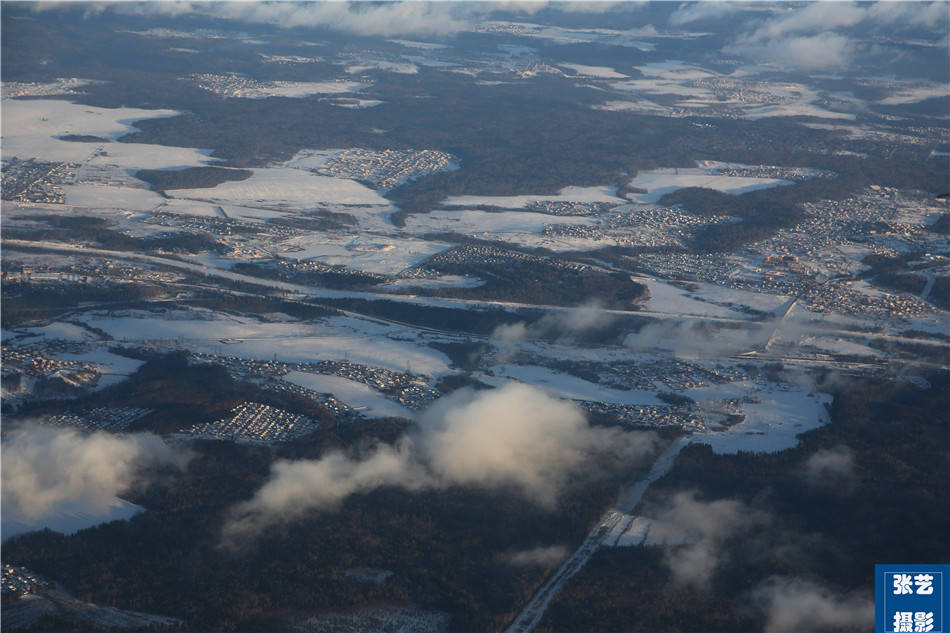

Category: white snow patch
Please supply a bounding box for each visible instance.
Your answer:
[2,497,143,542]
[693,388,831,454]
[559,63,628,79]
[1,99,214,168]
[485,364,662,406]
[878,85,947,105]
[283,371,412,418]
[444,185,622,209]
[62,183,165,211]
[406,209,597,235]
[627,167,792,204]
[346,61,418,74]
[169,168,388,208]
[275,233,451,275]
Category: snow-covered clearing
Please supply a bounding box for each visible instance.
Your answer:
[482,364,662,406]
[878,84,947,105]
[443,185,622,209]
[633,276,747,318]
[627,167,792,203]
[406,208,598,234]
[593,99,670,114]
[1,99,214,168]
[62,183,165,211]
[692,388,831,454]
[742,103,856,120]
[283,371,412,418]
[2,497,143,542]
[559,63,628,79]
[76,311,452,376]
[388,39,449,50]
[382,275,485,290]
[169,167,389,208]
[345,61,418,74]
[274,233,451,275]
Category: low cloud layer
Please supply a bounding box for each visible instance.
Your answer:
[654,491,769,587]
[752,576,874,633]
[801,446,857,491]
[223,383,657,545]
[1,423,185,519]
[493,301,616,362]
[624,319,770,358]
[81,1,642,38]
[719,1,949,69]
[498,544,570,569]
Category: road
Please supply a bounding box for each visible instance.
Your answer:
[502,438,690,633]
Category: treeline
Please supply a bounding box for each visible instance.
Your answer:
[4,221,227,255]
[0,282,164,326]
[231,262,385,291]
[135,167,253,191]
[420,258,646,309]
[318,297,536,334]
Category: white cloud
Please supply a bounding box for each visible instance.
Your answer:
[222,383,657,545]
[728,32,857,70]
[498,544,570,568]
[801,446,857,490]
[752,576,874,633]
[624,319,769,358]
[668,1,755,27]
[1,423,185,520]
[653,491,769,587]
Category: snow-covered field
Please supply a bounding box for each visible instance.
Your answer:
[878,84,947,105]
[633,276,748,318]
[405,209,598,234]
[742,103,855,120]
[283,371,412,418]
[62,183,165,211]
[481,364,663,406]
[75,310,452,377]
[559,63,628,78]
[2,497,143,542]
[443,185,623,209]
[169,167,389,208]
[1,99,214,168]
[693,388,831,454]
[382,275,485,290]
[345,60,418,74]
[274,233,450,275]
[627,167,793,203]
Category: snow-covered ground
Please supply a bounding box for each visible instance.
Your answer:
[2,497,143,542]
[878,84,947,105]
[692,388,831,455]
[382,275,485,290]
[633,276,749,318]
[627,167,793,203]
[1,99,215,168]
[169,167,389,208]
[406,208,598,234]
[283,371,412,418]
[481,364,663,406]
[75,310,452,377]
[443,185,623,209]
[345,60,418,74]
[559,63,628,78]
[62,183,165,211]
[274,232,451,275]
